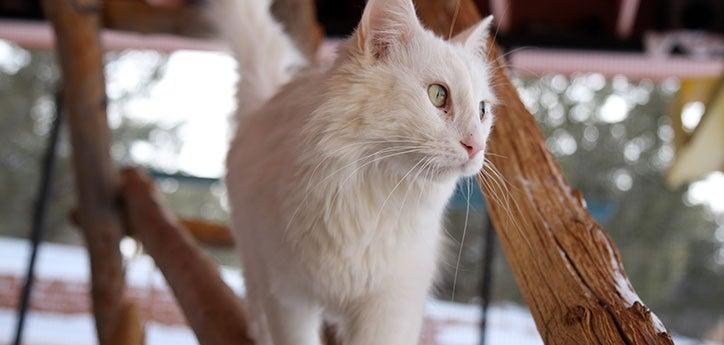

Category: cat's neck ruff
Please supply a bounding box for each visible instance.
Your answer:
[303,156,459,233]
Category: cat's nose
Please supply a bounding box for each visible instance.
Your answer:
[460,137,482,158]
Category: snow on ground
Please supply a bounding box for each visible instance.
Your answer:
[0,310,198,345]
[1,237,720,345]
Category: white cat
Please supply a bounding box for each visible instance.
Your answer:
[214,0,496,344]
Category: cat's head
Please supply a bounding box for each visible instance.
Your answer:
[318,0,496,181]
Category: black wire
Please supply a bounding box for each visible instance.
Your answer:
[12,90,64,345]
[479,214,497,345]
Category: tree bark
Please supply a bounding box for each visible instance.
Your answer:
[415,1,674,344]
[41,1,141,344]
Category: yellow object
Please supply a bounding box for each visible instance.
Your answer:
[667,77,724,187]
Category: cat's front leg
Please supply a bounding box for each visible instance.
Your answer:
[262,294,324,345]
[341,288,428,345]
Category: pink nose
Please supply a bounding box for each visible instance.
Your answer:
[460,138,482,158]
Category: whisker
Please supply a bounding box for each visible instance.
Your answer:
[284,147,426,236]
[484,152,507,159]
[374,158,426,224]
[448,0,462,40]
[451,176,473,302]
[328,148,428,211]
[477,169,534,251]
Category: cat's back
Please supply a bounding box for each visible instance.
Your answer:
[225,67,326,206]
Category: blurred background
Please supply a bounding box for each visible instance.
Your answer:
[0,0,722,344]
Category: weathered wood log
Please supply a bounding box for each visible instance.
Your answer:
[41,1,142,344]
[180,218,235,247]
[119,168,339,345]
[119,168,254,345]
[109,302,145,345]
[415,1,675,344]
[482,47,675,345]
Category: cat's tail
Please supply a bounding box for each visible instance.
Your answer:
[210,0,306,118]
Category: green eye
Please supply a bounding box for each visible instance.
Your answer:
[427,84,448,108]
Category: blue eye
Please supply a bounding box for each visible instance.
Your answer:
[480,101,487,120]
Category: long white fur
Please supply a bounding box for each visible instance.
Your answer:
[210,0,305,117]
[216,0,496,344]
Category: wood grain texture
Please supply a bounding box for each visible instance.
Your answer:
[41,0,138,344]
[416,0,674,343]
[480,45,674,345]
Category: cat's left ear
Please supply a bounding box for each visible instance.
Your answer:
[356,0,422,61]
[451,15,494,58]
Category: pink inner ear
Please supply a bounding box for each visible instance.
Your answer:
[356,0,421,60]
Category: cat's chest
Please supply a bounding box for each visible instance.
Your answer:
[285,176,458,301]
[331,178,453,239]
[328,180,453,262]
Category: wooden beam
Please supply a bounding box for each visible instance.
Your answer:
[271,0,323,60]
[119,168,339,345]
[180,218,235,247]
[120,168,254,345]
[482,45,674,345]
[415,1,674,343]
[41,0,141,344]
[99,0,321,60]
[102,0,213,38]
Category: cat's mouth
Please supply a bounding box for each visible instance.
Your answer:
[459,154,486,177]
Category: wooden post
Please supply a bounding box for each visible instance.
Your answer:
[415,1,674,343]
[41,1,141,344]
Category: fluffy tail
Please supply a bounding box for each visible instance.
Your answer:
[210,0,306,118]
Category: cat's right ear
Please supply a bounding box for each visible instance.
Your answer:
[356,0,421,61]
[451,15,494,59]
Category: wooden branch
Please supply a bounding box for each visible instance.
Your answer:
[120,168,254,345]
[180,218,235,247]
[416,1,674,343]
[109,302,145,345]
[119,168,339,345]
[483,47,675,345]
[41,1,141,344]
[71,209,235,247]
[102,0,213,38]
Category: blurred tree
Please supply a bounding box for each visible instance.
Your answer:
[0,42,180,245]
